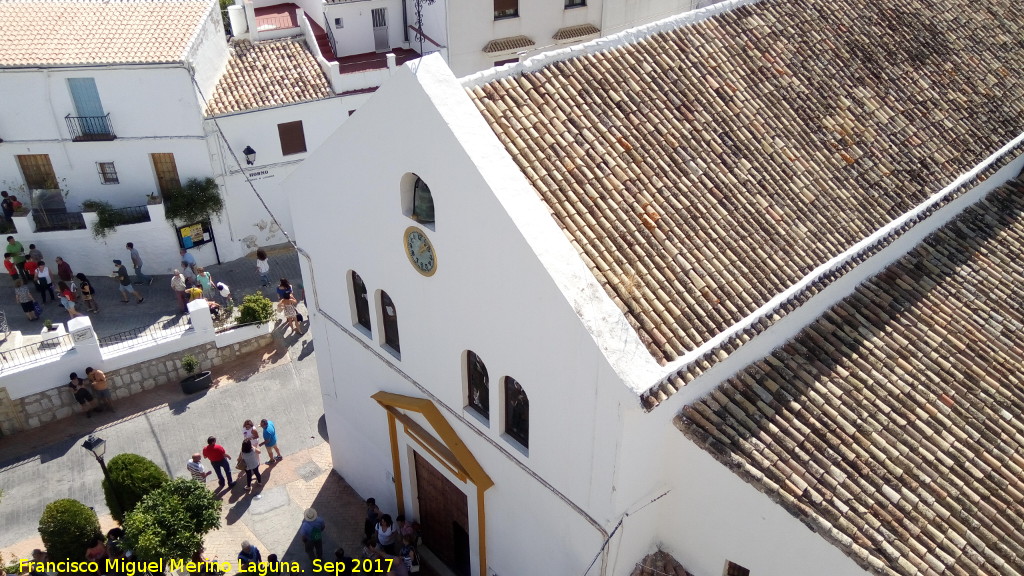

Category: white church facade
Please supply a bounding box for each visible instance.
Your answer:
[287,0,1024,575]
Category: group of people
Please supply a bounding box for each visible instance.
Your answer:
[187,419,283,492]
[362,497,421,573]
[5,237,101,320]
[67,367,113,418]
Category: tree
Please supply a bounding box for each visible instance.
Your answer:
[164,177,224,227]
[103,453,170,523]
[123,478,222,563]
[237,292,275,326]
[38,499,101,563]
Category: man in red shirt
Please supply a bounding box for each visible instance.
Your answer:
[3,254,17,281]
[202,436,235,489]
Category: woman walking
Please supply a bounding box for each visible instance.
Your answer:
[276,278,292,300]
[57,281,83,318]
[33,260,56,304]
[13,279,38,321]
[238,439,262,490]
[277,293,304,335]
[255,249,270,287]
[196,266,215,300]
[76,273,99,313]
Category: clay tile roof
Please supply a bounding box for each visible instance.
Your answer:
[630,551,694,576]
[466,0,1024,392]
[678,175,1024,576]
[482,35,535,54]
[552,23,600,41]
[205,39,332,116]
[0,0,211,67]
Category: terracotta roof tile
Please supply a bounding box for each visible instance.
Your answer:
[466,0,1024,379]
[205,39,331,116]
[553,23,600,41]
[630,551,693,576]
[482,35,535,54]
[0,0,211,66]
[678,177,1024,576]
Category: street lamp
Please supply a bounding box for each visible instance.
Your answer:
[242,146,256,165]
[82,435,124,513]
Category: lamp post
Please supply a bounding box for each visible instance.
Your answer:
[242,146,256,165]
[82,434,124,514]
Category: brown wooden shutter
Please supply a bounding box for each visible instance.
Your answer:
[278,121,307,156]
[494,0,517,13]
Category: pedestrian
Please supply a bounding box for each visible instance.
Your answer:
[5,254,19,282]
[0,191,13,220]
[76,273,99,313]
[33,260,56,304]
[58,281,82,318]
[112,260,144,304]
[217,282,233,305]
[399,534,419,573]
[68,372,98,417]
[375,514,398,555]
[259,419,282,463]
[13,278,38,321]
[238,439,262,489]
[256,248,270,286]
[203,436,235,489]
[186,285,204,302]
[85,535,107,562]
[196,266,215,299]
[300,508,326,563]
[55,256,73,283]
[237,541,262,569]
[85,367,114,411]
[276,278,292,300]
[186,453,212,484]
[27,243,42,263]
[171,269,188,313]
[364,498,380,537]
[182,262,198,288]
[6,236,26,280]
[180,248,196,269]
[125,242,152,285]
[243,419,260,443]
[278,293,304,335]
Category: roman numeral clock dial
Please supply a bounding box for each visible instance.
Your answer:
[404,226,437,277]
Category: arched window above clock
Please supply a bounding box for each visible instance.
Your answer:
[379,290,400,357]
[465,351,489,421]
[401,173,435,229]
[349,270,371,335]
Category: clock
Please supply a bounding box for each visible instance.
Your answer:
[404,226,437,276]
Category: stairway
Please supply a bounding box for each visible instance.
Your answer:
[306,16,337,62]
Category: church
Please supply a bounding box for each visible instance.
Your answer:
[286,0,1024,574]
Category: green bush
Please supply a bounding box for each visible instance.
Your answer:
[237,292,274,326]
[102,453,170,523]
[164,177,224,226]
[38,499,101,563]
[181,354,199,375]
[123,478,222,563]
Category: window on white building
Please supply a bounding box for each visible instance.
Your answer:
[494,0,518,19]
[380,290,400,355]
[401,173,435,227]
[97,162,119,184]
[565,0,586,7]
[466,351,489,420]
[278,121,307,156]
[494,58,518,67]
[504,377,528,449]
[351,271,371,333]
[724,562,750,576]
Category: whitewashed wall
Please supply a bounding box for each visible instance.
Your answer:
[288,57,646,574]
[324,0,406,57]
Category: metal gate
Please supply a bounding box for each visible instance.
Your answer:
[372,8,389,52]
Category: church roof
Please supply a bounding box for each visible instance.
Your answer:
[465,0,1024,403]
[678,176,1024,576]
[631,550,693,576]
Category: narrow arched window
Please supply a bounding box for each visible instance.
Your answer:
[380,291,400,354]
[466,351,489,419]
[351,271,371,332]
[504,377,528,448]
[411,176,434,223]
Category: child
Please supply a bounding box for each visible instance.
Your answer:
[217,282,233,304]
[256,248,270,287]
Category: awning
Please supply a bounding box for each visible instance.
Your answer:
[482,35,535,54]
[552,23,601,41]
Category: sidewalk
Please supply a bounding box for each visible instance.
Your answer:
[0,335,371,573]
[0,244,302,353]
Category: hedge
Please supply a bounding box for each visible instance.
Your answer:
[38,499,101,563]
[102,453,170,523]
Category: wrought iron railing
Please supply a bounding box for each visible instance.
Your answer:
[33,210,87,232]
[109,205,151,225]
[65,113,115,141]
[98,315,193,352]
[0,333,74,371]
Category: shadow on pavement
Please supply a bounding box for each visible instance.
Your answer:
[168,388,209,415]
[317,415,329,442]
[297,338,314,362]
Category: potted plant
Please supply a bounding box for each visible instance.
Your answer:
[43,319,53,332]
[179,353,211,394]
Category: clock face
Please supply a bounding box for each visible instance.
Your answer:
[404,227,437,276]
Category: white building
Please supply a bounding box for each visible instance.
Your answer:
[290,0,1024,574]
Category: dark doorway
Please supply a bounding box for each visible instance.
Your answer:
[415,452,471,576]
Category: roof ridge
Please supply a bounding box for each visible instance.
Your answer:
[460,0,762,88]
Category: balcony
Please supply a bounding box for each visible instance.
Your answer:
[65,114,116,142]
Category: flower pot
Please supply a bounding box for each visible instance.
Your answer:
[180,371,212,394]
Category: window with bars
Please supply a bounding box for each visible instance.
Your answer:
[278,121,308,156]
[351,271,371,333]
[504,377,529,449]
[724,562,750,576]
[97,162,119,184]
[466,351,489,419]
[494,0,518,19]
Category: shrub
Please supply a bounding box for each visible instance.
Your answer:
[181,354,199,375]
[82,199,125,239]
[123,478,222,563]
[164,177,223,226]
[38,499,101,563]
[237,292,274,326]
[102,453,170,523]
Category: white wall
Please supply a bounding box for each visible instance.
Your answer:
[187,1,232,100]
[601,0,698,35]
[288,57,645,574]
[324,0,406,57]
